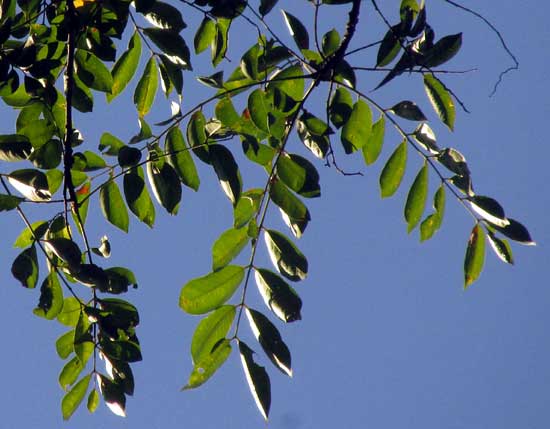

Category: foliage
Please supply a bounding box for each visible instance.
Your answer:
[0,0,534,422]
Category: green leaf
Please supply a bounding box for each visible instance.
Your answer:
[108,31,141,102]
[74,310,94,365]
[362,115,385,165]
[493,218,535,246]
[487,232,514,265]
[424,74,455,130]
[0,134,32,161]
[210,144,242,205]
[123,166,156,227]
[380,139,407,198]
[100,179,129,232]
[269,180,311,238]
[281,10,309,50]
[29,138,62,169]
[322,28,340,57]
[187,110,209,163]
[276,153,320,198]
[420,185,446,242]
[13,220,48,248]
[194,17,216,54]
[212,227,250,271]
[183,338,232,389]
[33,271,63,319]
[72,74,94,113]
[99,132,125,156]
[56,330,75,359]
[238,341,271,421]
[146,153,182,215]
[59,356,85,391]
[329,87,353,129]
[247,89,271,134]
[212,18,230,67]
[57,297,82,327]
[404,163,428,233]
[264,229,308,281]
[464,224,485,289]
[341,99,372,154]
[268,64,304,101]
[0,193,24,211]
[75,49,113,93]
[144,27,192,69]
[133,56,158,117]
[246,308,292,376]
[191,305,236,364]
[390,101,427,121]
[61,373,91,420]
[11,245,38,288]
[179,265,244,314]
[144,1,186,32]
[423,33,462,68]
[164,128,200,191]
[468,195,508,228]
[87,389,100,414]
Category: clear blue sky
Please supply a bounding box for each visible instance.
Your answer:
[1,1,548,428]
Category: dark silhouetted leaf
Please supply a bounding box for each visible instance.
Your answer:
[33,271,63,319]
[210,144,242,205]
[124,166,155,227]
[256,268,302,322]
[238,341,271,421]
[493,218,535,246]
[390,101,427,121]
[281,10,309,50]
[264,229,308,281]
[468,195,508,228]
[11,245,38,288]
[487,232,514,265]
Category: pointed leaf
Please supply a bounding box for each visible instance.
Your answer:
[377,25,402,67]
[413,122,439,154]
[238,341,271,421]
[191,305,236,364]
[100,179,129,232]
[255,268,302,322]
[62,373,91,420]
[108,31,141,102]
[183,339,232,389]
[144,1,186,32]
[269,180,311,238]
[11,245,38,288]
[75,49,113,93]
[0,193,24,211]
[423,33,462,68]
[329,87,353,128]
[487,232,514,265]
[281,10,309,50]
[390,101,427,121]
[0,134,32,161]
[179,265,244,314]
[98,374,126,417]
[210,144,242,205]
[56,330,75,359]
[362,115,385,165]
[264,229,308,281]
[194,17,216,54]
[144,27,191,69]
[276,153,320,198]
[212,227,250,271]
[146,154,182,215]
[123,166,155,227]
[233,188,263,228]
[8,168,51,201]
[464,224,485,289]
[133,56,158,117]
[341,99,372,154]
[380,139,407,198]
[493,218,535,246]
[57,297,82,327]
[44,237,82,267]
[404,163,428,233]
[33,271,63,319]
[246,308,292,376]
[468,195,508,228]
[87,389,100,414]
[424,73,455,130]
[420,184,446,242]
[165,127,200,191]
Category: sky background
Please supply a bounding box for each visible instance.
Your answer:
[1,1,549,428]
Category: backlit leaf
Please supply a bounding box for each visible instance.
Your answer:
[124,166,155,227]
[100,179,129,232]
[108,32,141,102]
[404,163,428,233]
[11,245,38,288]
[420,184,445,242]
[341,99,372,153]
[165,127,200,191]
[212,227,250,271]
[423,33,462,68]
[329,87,353,129]
[62,373,91,420]
[362,115,385,165]
[133,56,158,117]
[194,17,216,54]
[191,305,236,364]
[424,74,455,130]
[183,339,232,389]
[33,271,63,319]
[179,265,244,314]
[269,180,310,238]
[380,139,407,198]
[464,224,485,289]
